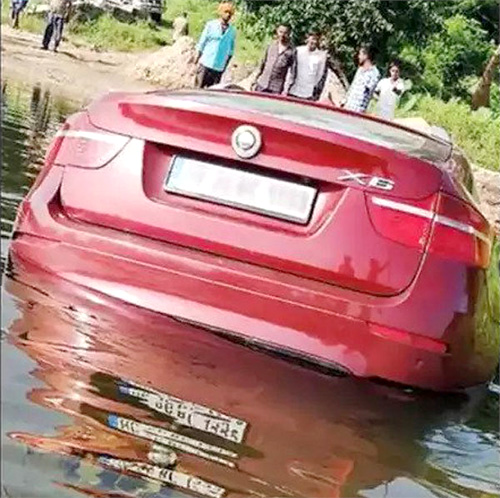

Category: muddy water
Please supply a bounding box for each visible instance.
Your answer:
[1,80,499,498]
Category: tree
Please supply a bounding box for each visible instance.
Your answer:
[472,45,500,110]
[241,0,497,100]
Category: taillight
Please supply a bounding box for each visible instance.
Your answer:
[53,112,130,169]
[429,193,491,268]
[367,194,437,250]
[45,122,68,167]
[27,122,69,198]
[367,193,492,268]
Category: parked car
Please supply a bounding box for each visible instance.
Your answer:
[105,0,163,22]
[27,0,163,23]
[10,89,499,391]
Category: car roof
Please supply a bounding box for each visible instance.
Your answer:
[155,90,452,164]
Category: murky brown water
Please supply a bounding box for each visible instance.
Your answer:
[1,80,499,498]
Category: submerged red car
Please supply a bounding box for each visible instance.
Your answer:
[10,89,500,391]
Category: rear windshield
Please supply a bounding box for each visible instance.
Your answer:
[165,90,452,164]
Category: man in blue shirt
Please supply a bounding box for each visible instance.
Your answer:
[195,1,236,89]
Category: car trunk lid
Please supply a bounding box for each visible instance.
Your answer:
[57,91,449,296]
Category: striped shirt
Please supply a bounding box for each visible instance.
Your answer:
[345,65,380,113]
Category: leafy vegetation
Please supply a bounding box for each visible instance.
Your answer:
[397,95,500,171]
[238,0,499,170]
[239,0,498,98]
[68,12,169,51]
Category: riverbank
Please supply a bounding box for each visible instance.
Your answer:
[1,26,155,102]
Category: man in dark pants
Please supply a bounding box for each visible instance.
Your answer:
[10,0,28,29]
[253,24,296,95]
[41,0,72,52]
[194,2,236,89]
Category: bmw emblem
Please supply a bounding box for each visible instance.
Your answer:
[231,125,262,159]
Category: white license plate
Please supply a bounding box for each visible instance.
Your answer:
[165,157,317,224]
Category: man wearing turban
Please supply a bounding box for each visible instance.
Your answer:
[195,2,237,88]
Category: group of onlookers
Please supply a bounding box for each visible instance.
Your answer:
[11,0,406,118]
[195,1,407,120]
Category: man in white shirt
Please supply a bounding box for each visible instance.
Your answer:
[287,32,328,101]
[374,60,405,120]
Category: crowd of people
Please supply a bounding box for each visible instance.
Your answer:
[10,0,406,119]
[194,1,407,120]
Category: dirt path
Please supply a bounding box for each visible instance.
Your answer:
[1,26,157,102]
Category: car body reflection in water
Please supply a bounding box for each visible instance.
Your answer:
[2,256,499,498]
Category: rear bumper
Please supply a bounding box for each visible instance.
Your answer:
[11,167,499,391]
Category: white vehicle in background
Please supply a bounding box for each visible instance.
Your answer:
[27,0,163,23]
[105,0,163,22]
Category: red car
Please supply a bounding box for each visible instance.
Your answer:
[10,89,500,391]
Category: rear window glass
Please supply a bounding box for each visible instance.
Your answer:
[166,91,452,164]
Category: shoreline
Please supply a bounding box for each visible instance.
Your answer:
[1,26,156,103]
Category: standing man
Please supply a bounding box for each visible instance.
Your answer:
[10,0,28,29]
[343,45,380,113]
[41,0,72,52]
[253,24,296,95]
[373,60,405,120]
[287,32,328,101]
[195,2,236,89]
[172,12,189,42]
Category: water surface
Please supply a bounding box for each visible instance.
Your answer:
[1,80,499,498]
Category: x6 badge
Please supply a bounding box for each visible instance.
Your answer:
[337,170,395,191]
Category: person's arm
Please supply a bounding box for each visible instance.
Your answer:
[393,79,404,96]
[222,27,235,74]
[253,45,269,87]
[285,48,297,95]
[223,55,233,74]
[342,68,357,107]
[373,79,382,99]
[313,54,328,101]
[195,22,210,65]
[365,70,380,96]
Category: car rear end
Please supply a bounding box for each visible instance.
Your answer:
[10,90,499,391]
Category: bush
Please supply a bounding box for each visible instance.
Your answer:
[415,15,494,99]
[240,0,497,102]
[397,95,500,171]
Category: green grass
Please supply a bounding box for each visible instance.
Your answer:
[397,95,500,171]
[2,1,45,32]
[164,0,216,39]
[69,13,170,51]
